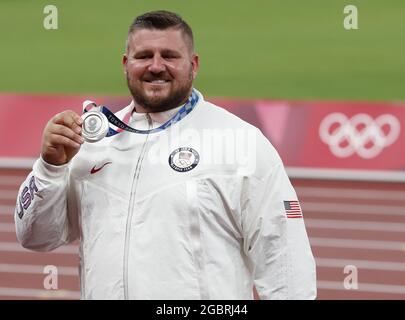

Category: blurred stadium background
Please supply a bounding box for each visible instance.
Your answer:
[1,0,405,300]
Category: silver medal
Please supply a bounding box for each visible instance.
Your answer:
[81,110,109,143]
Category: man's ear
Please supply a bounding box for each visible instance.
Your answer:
[191,53,199,80]
[122,54,128,74]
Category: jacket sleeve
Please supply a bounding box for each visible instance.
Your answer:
[242,133,317,300]
[14,157,79,252]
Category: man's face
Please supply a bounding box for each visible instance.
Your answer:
[123,28,199,112]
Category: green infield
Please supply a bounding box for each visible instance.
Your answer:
[0,0,404,100]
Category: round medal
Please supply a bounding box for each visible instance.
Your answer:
[81,110,109,143]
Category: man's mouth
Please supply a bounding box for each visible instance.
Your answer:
[144,79,170,84]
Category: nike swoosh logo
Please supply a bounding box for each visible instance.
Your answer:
[90,162,112,174]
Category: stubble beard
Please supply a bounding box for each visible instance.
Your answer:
[127,67,193,113]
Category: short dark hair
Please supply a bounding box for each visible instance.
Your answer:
[126,10,194,51]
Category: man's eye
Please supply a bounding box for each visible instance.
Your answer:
[165,56,175,60]
[133,54,151,59]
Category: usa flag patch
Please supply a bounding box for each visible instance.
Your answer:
[284,200,303,218]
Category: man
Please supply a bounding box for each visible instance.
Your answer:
[14,10,316,299]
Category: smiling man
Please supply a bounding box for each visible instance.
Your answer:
[123,12,199,113]
[14,11,316,300]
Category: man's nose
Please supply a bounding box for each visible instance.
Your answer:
[148,55,166,73]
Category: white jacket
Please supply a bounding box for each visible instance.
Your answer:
[15,89,316,300]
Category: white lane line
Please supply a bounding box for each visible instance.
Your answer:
[287,167,405,183]
[317,280,405,295]
[306,218,405,232]
[302,202,405,216]
[310,237,405,251]
[0,287,80,299]
[296,187,405,201]
[0,242,78,254]
[0,263,78,276]
[0,157,35,169]
[316,258,405,271]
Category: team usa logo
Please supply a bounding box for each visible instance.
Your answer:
[169,147,200,172]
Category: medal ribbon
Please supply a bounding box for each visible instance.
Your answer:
[83,88,199,136]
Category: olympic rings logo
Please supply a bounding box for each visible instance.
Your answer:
[319,113,400,159]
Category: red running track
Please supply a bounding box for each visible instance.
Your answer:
[1,168,405,300]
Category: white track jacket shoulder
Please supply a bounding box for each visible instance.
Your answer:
[15,89,316,300]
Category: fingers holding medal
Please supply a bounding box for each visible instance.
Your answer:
[41,110,85,166]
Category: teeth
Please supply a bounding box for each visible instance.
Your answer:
[150,80,167,83]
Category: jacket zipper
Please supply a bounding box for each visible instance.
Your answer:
[123,114,152,299]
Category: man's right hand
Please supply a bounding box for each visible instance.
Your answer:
[41,110,85,166]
